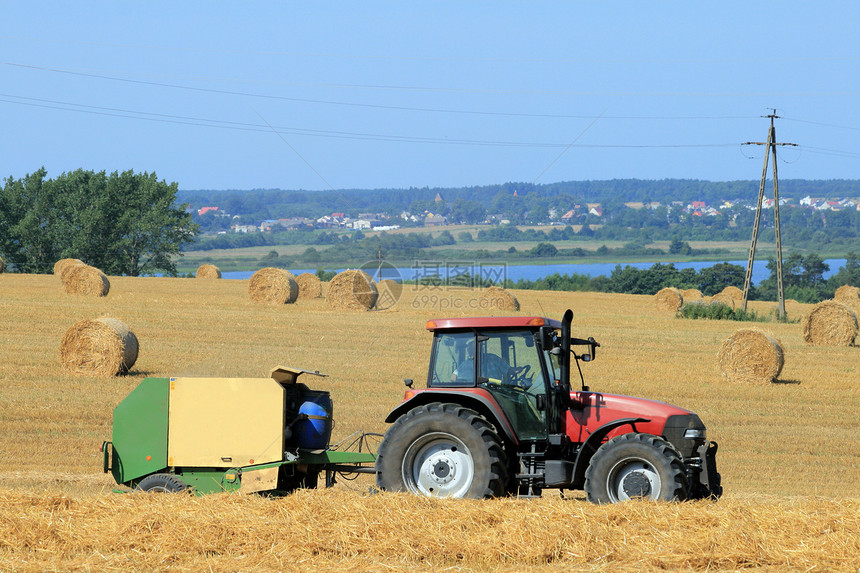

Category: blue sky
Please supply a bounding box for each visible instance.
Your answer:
[3,3,859,191]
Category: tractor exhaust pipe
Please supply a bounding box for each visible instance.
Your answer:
[560,309,573,397]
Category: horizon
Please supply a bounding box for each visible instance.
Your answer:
[176,176,860,194]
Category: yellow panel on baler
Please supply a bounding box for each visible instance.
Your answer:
[168,377,284,467]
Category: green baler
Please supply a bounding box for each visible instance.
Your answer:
[102,366,377,495]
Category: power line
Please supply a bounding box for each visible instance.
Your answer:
[533,110,605,183]
[801,146,860,159]
[10,63,860,134]
[256,110,335,191]
[781,116,860,132]
[0,62,777,119]
[4,76,860,160]
[0,93,740,149]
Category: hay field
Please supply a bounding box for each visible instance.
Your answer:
[1,273,858,571]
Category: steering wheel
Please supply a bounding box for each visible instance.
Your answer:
[504,365,532,389]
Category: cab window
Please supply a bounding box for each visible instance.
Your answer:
[429,332,476,386]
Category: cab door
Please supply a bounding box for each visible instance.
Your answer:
[478,330,548,441]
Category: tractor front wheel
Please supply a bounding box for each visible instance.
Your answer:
[136,473,190,493]
[376,402,508,498]
[584,433,688,504]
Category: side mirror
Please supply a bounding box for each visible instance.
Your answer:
[404,378,414,388]
[588,337,599,360]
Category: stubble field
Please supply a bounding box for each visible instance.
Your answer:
[0,272,857,571]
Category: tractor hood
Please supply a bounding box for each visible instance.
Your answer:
[566,391,699,445]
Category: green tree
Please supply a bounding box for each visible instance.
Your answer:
[315,268,337,281]
[302,247,321,262]
[0,168,58,272]
[0,168,198,275]
[757,252,830,303]
[669,238,693,256]
[430,230,456,246]
[529,242,558,257]
[696,262,745,296]
[105,170,199,276]
[447,199,487,224]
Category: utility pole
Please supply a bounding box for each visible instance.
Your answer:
[741,111,797,320]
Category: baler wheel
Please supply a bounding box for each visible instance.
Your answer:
[375,402,508,498]
[584,433,688,504]
[136,473,191,493]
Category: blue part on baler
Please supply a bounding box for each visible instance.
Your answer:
[296,394,332,449]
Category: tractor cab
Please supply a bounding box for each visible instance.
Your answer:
[425,317,563,442]
[422,313,599,446]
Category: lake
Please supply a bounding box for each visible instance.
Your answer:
[221,259,848,286]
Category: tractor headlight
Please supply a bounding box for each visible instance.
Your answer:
[684,428,707,440]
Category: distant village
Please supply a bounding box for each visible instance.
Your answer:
[192,192,860,235]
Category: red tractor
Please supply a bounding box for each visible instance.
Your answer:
[376,310,721,503]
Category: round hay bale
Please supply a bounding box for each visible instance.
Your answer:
[654,287,683,311]
[479,286,520,312]
[834,285,860,303]
[295,272,323,299]
[60,317,139,376]
[326,269,378,310]
[801,300,858,346]
[248,267,299,304]
[720,285,744,301]
[682,288,703,301]
[61,264,110,297]
[718,328,784,384]
[710,293,736,309]
[54,258,85,280]
[196,264,222,279]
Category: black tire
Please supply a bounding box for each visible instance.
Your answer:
[584,433,688,504]
[375,402,508,498]
[136,473,190,493]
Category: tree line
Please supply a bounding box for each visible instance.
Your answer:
[504,252,860,304]
[189,196,860,256]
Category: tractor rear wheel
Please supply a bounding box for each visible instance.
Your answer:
[376,402,508,498]
[584,433,688,504]
[136,473,190,493]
